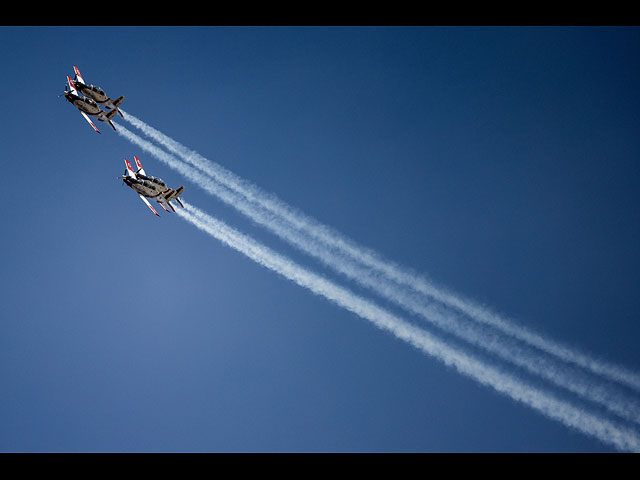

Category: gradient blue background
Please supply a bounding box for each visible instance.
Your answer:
[1,26,639,452]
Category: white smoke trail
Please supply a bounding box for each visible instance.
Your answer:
[119,111,640,394]
[115,122,640,426]
[174,201,640,452]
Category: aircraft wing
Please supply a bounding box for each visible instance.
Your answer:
[124,158,137,178]
[66,75,78,94]
[80,111,101,134]
[133,155,146,176]
[139,194,160,217]
[73,65,85,85]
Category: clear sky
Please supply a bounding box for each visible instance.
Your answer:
[1,26,640,452]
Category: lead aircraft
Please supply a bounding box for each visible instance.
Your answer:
[122,156,185,217]
[72,65,125,119]
[63,74,118,133]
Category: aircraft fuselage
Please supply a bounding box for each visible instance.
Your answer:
[76,83,110,104]
[65,92,102,116]
[123,175,170,199]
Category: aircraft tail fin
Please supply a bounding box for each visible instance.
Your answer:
[97,108,118,131]
[112,95,125,107]
[165,186,185,204]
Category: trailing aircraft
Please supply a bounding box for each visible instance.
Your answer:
[122,155,185,217]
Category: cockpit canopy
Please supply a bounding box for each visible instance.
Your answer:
[89,84,105,96]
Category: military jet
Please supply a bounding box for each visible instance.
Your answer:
[122,156,185,217]
[62,75,118,133]
[72,65,125,119]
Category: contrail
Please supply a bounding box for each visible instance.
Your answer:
[115,122,640,426]
[115,121,640,449]
[174,201,640,452]
[119,110,640,394]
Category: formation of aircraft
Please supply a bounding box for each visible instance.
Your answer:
[61,66,124,134]
[122,156,185,216]
[71,66,125,119]
[63,66,185,216]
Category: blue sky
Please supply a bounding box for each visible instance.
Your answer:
[1,26,640,452]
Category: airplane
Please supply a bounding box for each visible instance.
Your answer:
[121,155,185,217]
[62,75,118,133]
[71,65,125,119]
